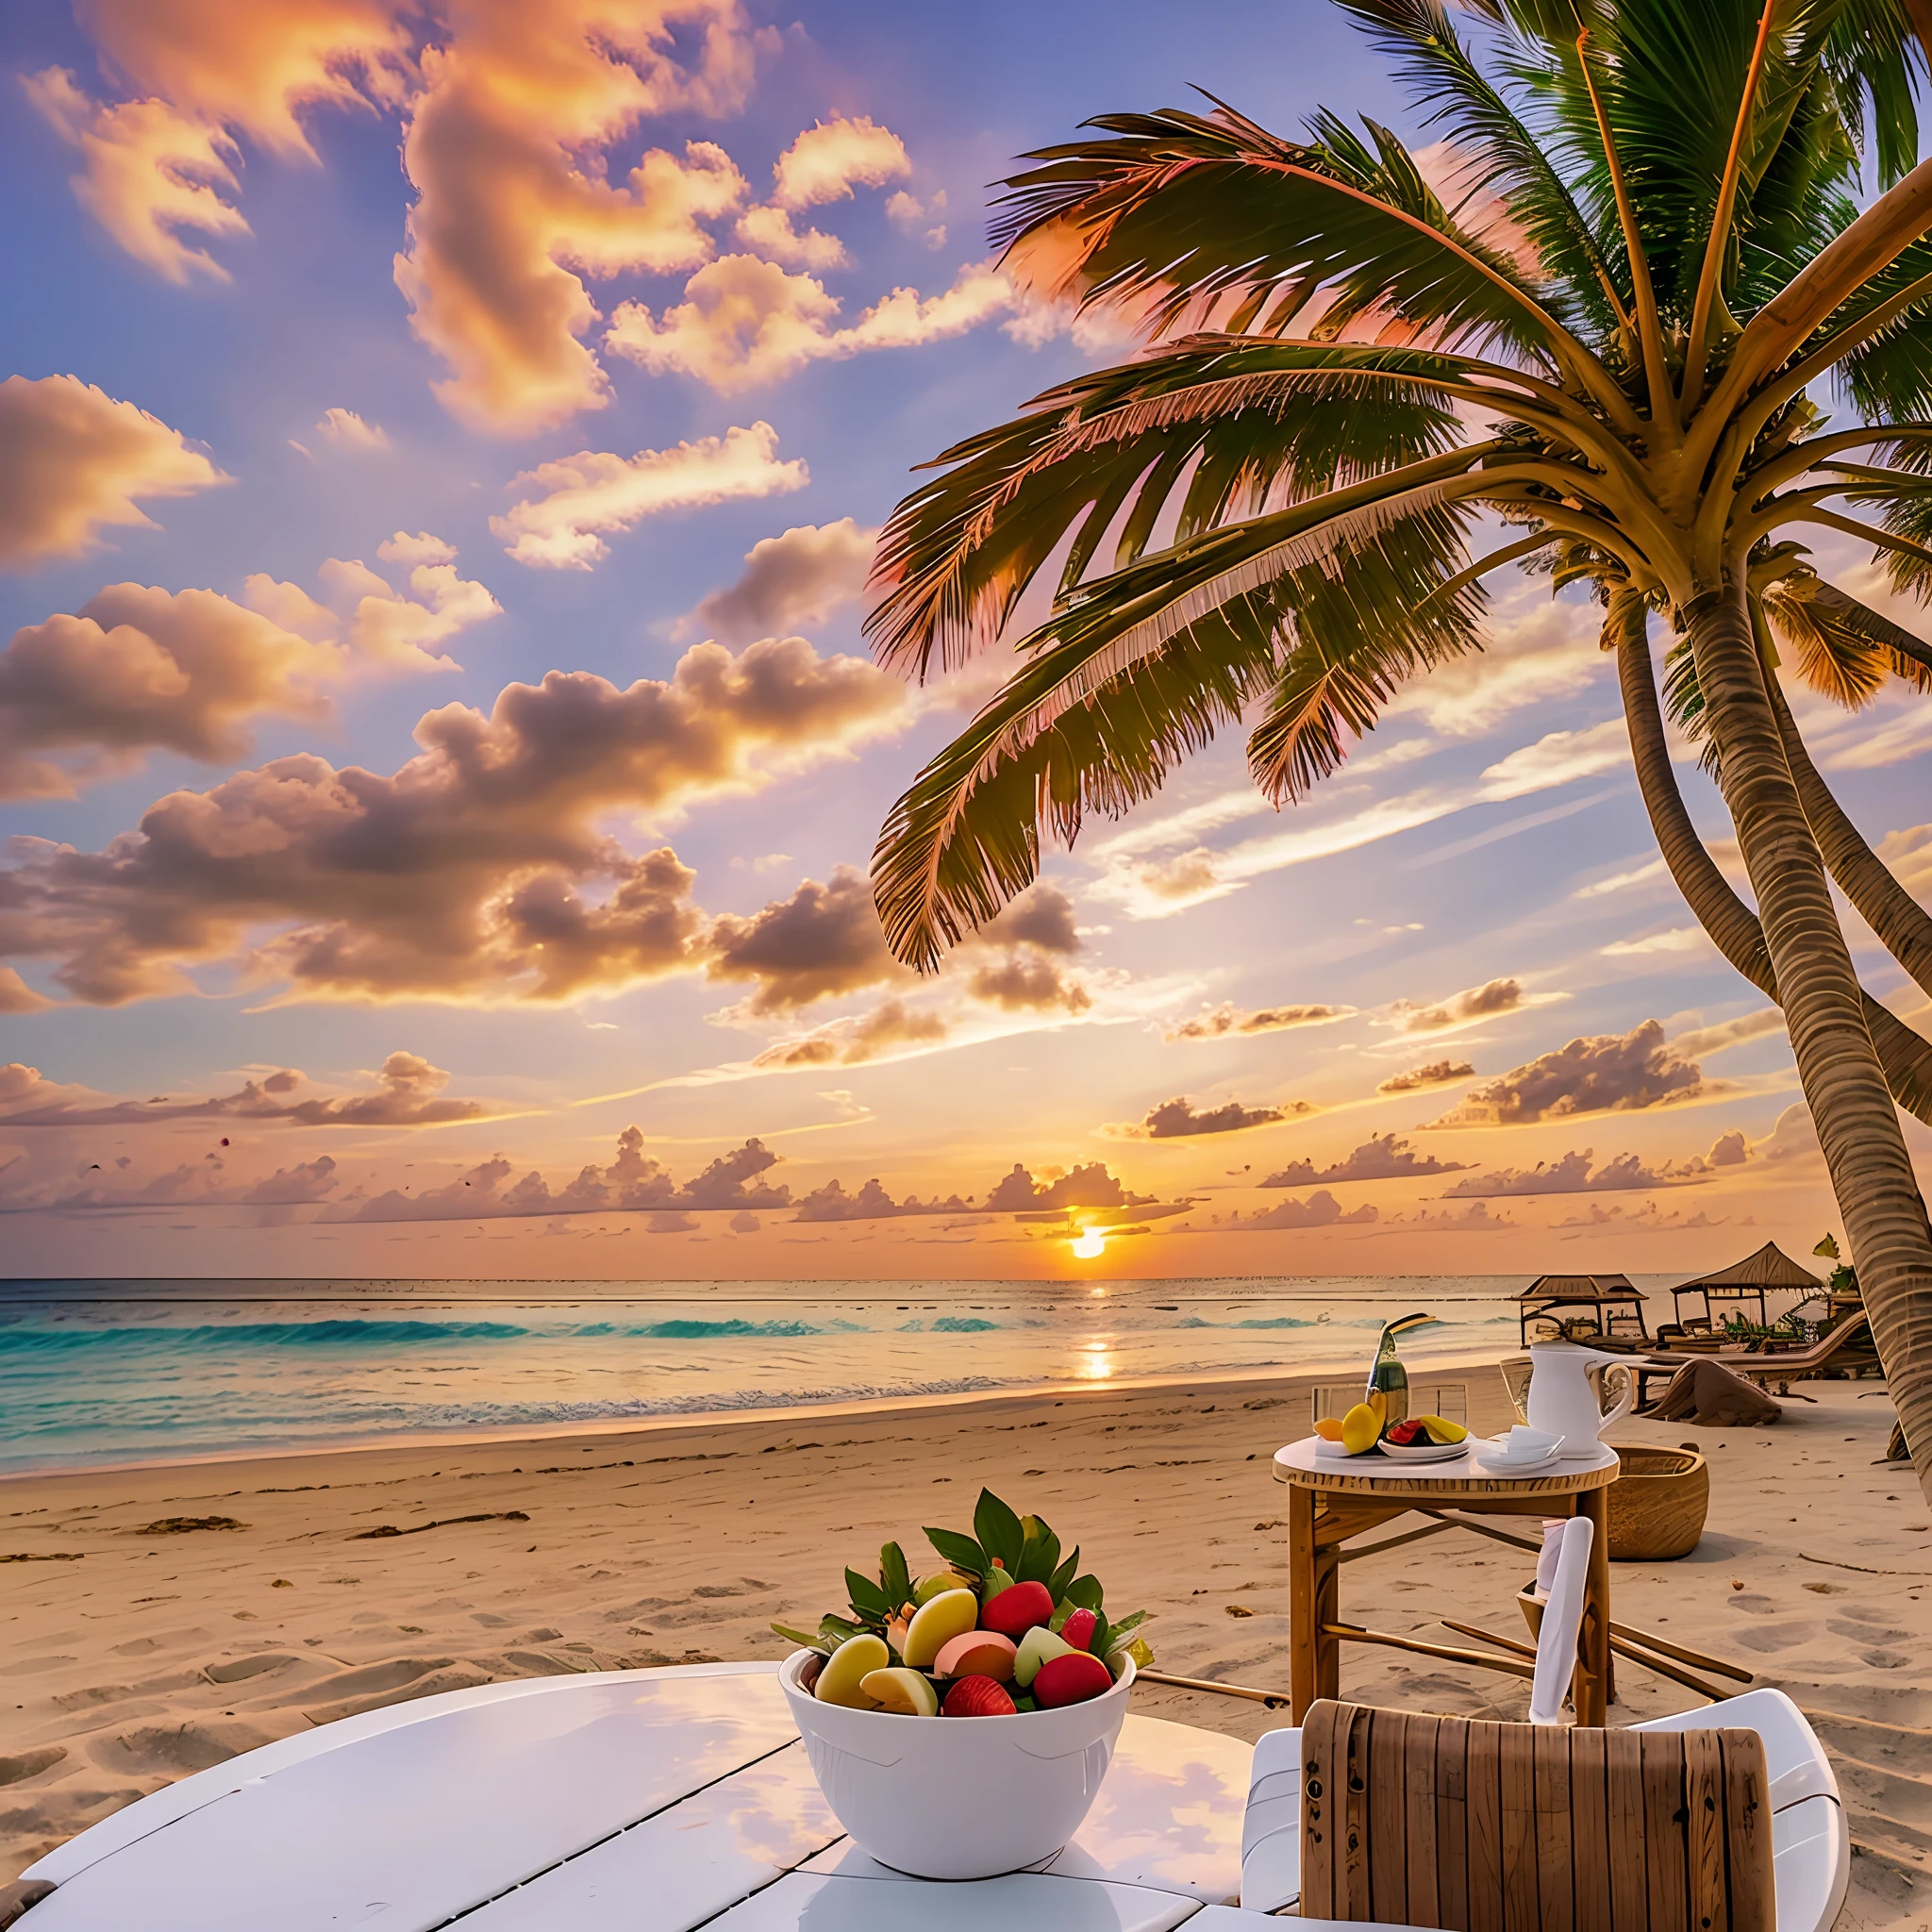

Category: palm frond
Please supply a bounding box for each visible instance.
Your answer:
[866,346,1481,676]
[872,501,1482,966]
[989,104,1574,366]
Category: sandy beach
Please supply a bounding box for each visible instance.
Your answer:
[3,1364,1926,1927]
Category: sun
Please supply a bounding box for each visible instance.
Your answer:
[1070,1228,1107,1260]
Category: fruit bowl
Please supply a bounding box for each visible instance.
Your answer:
[781,1648,1136,1878]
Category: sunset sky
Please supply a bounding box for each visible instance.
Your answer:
[4,0,1929,1282]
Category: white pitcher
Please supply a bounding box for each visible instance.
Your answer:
[1525,1341,1635,1457]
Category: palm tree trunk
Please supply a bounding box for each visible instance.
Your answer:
[1762,670,1932,999]
[1615,616,1932,1124]
[1688,584,1932,1502]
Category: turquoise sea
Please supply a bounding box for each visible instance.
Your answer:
[0,1275,1533,1474]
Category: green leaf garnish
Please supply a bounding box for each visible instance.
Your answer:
[974,1489,1025,1572]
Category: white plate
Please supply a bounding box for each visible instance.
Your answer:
[1471,1451,1564,1477]
[1374,1439,1467,1463]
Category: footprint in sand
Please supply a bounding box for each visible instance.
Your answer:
[88,1721,274,1776]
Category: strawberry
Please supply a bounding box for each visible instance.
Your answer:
[1058,1606,1099,1652]
[941,1674,1017,1717]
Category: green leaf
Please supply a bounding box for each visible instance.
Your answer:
[1063,1573,1104,1611]
[1091,1610,1111,1658]
[924,1526,989,1576]
[818,1612,862,1643]
[845,1568,892,1619]
[771,1623,833,1654]
[1048,1548,1079,1604]
[1016,1526,1060,1586]
[1105,1609,1148,1639]
[879,1541,911,1607]
[974,1490,1025,1572]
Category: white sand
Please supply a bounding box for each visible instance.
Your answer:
[2,1365,1924,1925]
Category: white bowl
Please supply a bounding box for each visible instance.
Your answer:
[780,1648,1134,1879]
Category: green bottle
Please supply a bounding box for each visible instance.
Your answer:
[1364,1311,1436,1429]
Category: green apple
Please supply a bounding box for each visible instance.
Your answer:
[1013,1624,1076,1689]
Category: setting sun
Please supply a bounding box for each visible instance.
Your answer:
[1070,1229,1107,1260]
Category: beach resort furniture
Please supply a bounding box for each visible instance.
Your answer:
[1271,1437,1620,1724]
[1631,1314,1878,1413]
[1515,1276,1652,1350]
[1245,1693,1843,1932]
[1241,1623,1844,1932]
[6,1661,1429,1932]
[1656,1243,1828,1349]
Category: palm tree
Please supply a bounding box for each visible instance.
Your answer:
[865,0,1932,1495]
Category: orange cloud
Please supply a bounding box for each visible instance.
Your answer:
[1431,1020,1704,1125]
[728,116,910,265]
[27,0,414,280]
[0,555,495,798]
[706,866,908,1016]
[605,256,1018,391]
[491,424,807,569]
[393,2,759,433]
[0,639,906,1007]
[681,518,875,642]
[770,116,908,209]
[0,1050,487,1127]
[0,375,226,569]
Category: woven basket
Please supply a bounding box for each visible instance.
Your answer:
[1606,1443,1709,1559]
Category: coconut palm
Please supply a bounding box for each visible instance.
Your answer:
[865,0,1932,1493]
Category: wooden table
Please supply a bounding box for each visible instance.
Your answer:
[1272,1439,1620,1725]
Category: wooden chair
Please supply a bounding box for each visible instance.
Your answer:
[1296,1700,1775,1932]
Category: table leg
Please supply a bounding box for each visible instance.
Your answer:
[1312,1532,1341,1703]
[1287,1486,1317,1721]
[1573,1487,1610,1725]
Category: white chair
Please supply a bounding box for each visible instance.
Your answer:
[1238,1513,1847,1932]
[1241,1518,1596,1915]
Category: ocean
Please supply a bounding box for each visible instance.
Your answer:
[0,1275,1537,1475]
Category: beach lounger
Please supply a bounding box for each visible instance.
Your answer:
[1240,1515,1845,1932]
[1633,1313,1877,1410]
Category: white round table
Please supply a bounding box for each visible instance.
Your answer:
[12,1663,1268,1932]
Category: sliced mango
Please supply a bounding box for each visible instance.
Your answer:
[1340,1402,1381,1456]
[860,1666,940,1716]
[902,1588,977,1668]
[1417,1414,1468,1443]
[816,1633,890,1707]
[1312,1416,1344,1442]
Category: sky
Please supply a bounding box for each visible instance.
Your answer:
[3,0,1929,1284]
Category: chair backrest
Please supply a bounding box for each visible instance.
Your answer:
[1529,1514,1593,1726]
[1299,1700,1774,1932]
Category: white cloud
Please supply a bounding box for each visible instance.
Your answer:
[1476,720,1628,802]
[1574,857,1668,899]
[1670,1008,1785,1058]
[317,407,388,450]
[1389,595,1605,737]
[734,203,848,269]
[1601,925,1715,959]
[605,256,1018,392]
[491,424,808,570]
[242,547,499,670]
[377,531,457,566]
[770,116,909,209]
